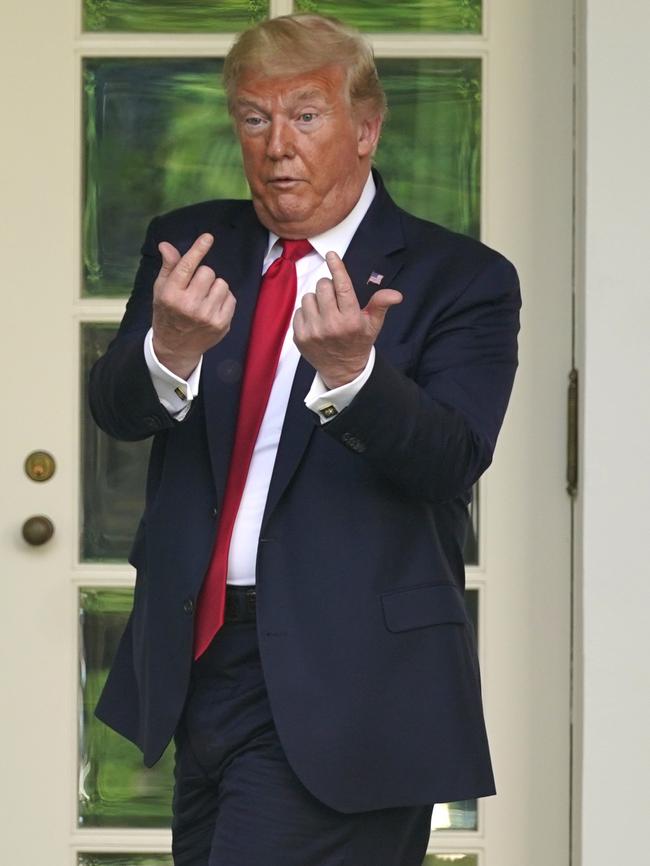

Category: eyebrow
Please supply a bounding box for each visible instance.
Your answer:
[234,88,329,113]
[234,98,267,112]
[290,89,328,104]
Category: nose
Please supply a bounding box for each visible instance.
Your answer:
[265,117,295,160]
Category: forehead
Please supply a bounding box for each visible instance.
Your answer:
[234,64,348,108]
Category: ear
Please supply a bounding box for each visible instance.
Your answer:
[357,113,383,158]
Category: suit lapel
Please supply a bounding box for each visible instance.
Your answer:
[200,204,268,505]
[261,173,406,529]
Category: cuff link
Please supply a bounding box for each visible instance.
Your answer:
[174,386,187,401]
[319,404,338,420]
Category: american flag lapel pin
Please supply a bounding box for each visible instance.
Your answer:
[367,271,384,286]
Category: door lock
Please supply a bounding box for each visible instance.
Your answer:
[24,451,56,482]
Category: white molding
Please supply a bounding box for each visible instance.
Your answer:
[75,35,237,56]
[73,570,136,585]
[72,829,172,851]
[73,304,128,320]
[270,0,294,16]
[74,34,488,60]
[370,34,486,57]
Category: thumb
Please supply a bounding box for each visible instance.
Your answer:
[157,241,181,278]
[364,289,403,327]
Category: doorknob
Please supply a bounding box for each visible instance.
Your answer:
[22,515,55,546]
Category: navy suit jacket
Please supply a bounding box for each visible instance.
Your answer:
[90,172,520,813]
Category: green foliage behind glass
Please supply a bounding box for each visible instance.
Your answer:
[83,57,480,297]
[296,0,481,32]
[82,324,152,561]
[84,59,248,296]
[84,0,266,33]
[376,58,481,237]
[79,588,174,827]
[78,590,478,830]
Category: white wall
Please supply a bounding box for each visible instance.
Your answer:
[580,0,650,861]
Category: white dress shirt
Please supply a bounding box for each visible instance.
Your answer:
[144,172,377,585]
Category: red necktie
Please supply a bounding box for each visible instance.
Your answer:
[193,238,313,659]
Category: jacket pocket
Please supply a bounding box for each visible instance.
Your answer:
[381,582,468,633]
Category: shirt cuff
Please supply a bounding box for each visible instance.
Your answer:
[305,347,375,424]
[144,328,202,421]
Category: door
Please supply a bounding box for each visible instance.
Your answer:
[0,0,574,864]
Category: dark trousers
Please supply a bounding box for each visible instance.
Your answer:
[172,620,433,866]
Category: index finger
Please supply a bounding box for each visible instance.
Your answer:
[168,233,214,289]
[325,251,359,313]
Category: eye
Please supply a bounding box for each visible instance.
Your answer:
[298,112,317,123]
[244,115,264,126]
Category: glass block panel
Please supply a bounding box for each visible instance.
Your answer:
[83,57,480,296]
[296,0,481,33]
[83,0,267,33]
[431,588,478,832]
[431,799,477,831]
[79,856,172,866]
[83,59,247,296]
[422,856,478,866]
[81,323,149,561]
[376,58,481,237]
[79,588,174,826]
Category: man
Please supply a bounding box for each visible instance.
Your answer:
[90,13,520,866]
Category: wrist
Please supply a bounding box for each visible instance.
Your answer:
[152,338,200,380]
[320,365,366,390]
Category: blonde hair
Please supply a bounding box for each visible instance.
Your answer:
[223,13,387,120]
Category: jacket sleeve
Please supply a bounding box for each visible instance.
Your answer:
[321,255,521,502]
[88,217,176,441]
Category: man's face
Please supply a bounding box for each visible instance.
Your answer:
[233,64,382,238]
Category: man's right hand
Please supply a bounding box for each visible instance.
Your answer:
[152,233,236,379]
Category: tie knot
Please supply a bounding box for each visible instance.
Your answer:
[280,238,313,264]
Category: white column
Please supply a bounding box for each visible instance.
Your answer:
[580,0,650,862]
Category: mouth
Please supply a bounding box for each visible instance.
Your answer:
[268,177,303,188]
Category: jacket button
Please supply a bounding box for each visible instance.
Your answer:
[341,432,366,453]
[210,506,218,518]
[183,598,194,615]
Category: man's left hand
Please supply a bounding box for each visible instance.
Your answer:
[293,252,402,389]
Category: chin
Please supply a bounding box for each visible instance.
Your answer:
[270,195,311,217]
[264,204,313,229]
